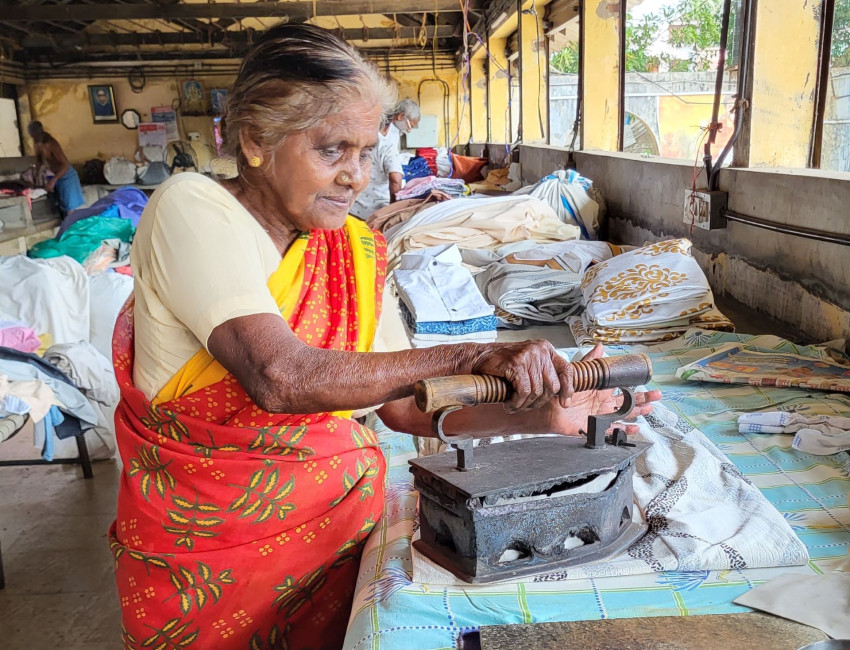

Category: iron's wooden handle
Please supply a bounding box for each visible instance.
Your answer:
[414,375,510,413]
[414,353,653,413]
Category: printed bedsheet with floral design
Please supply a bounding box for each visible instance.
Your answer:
[343,330,850,650]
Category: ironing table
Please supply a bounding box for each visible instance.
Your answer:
[342,330,850,650]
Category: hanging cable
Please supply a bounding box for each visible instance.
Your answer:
[703,0,733,182]
[708,0,754,190]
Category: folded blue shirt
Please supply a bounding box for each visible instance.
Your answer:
[400,302,497,336]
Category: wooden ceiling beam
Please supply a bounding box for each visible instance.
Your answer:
[20,24,459,49]
[1,0,479,22]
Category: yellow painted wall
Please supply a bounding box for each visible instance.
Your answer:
[519,0,548,143]
[24,62,461,170]
[488,37,511,144]
[748,0,821,167]
[582,0,621,151]
[25,76,232,169]
[392,65,460,149]
[469,53,488,143]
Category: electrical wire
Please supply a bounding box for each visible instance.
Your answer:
[687,126,710,236]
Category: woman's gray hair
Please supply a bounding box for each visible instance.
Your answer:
[221,24,396,170]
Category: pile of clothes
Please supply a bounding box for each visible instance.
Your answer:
[396,176,467,201]
[28,186,146,275]
[402,156,433,182]
[416,148,438,174]
[393,245,497,347]
[568,238,734,345]
[0,343,116,460]
[0,255,133,458]
[378,194,581,267]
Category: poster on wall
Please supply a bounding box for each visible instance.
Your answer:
[138,122,167,148]
[151,106,179,141]
[88,84,118,123]
[182,79,205,114]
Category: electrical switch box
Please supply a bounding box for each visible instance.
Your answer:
[683,189,728,230]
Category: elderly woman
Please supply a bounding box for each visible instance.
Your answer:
[109,24,658,650]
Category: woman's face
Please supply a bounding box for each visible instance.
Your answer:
[265,100,382,231]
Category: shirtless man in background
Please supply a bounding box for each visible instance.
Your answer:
[28,121,85,216]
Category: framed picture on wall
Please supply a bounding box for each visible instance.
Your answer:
[182,79,205,114]
[88,84,118,123]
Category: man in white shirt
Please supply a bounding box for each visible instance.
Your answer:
[350,99,420,220]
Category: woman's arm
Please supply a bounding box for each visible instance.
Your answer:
[207,312,575,415]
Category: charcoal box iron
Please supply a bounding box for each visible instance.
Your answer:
[409,354,655,583]
[409,435,650,583]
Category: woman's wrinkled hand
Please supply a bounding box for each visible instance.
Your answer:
[469,339,575,413]
[548,343,662,436]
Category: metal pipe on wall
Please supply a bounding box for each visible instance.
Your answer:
[722,209,850,246]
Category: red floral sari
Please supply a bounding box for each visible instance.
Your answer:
[109,218,387,650]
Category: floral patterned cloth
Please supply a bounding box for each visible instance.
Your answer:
[571,239,733,344]
[109,223,388,650]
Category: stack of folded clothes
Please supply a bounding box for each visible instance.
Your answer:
[392,244,497,348]
[396,176,466,201]
[568,238,734,345]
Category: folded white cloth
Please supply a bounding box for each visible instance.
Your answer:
[472,241,618,325]
[738,411,850,456]
[581,239,713,329]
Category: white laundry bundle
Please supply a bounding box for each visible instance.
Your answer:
[514,169,605,239]
[569,239,733,345]
[738,411,850,456]
[89,271,134,362]
[0,255,91,345]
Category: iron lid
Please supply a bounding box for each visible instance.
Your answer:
[408,436,650,499]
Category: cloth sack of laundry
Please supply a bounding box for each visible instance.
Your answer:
[89,272,134,362]
[516,169,605,239]
[104,157,138,186]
